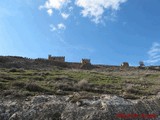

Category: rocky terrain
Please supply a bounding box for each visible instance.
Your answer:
[0,95,160,120]
[0,56,160,120]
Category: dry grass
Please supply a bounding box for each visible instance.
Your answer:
[0,68,160,99]
[76,79,89,88]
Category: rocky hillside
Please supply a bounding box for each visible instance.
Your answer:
[1,95,160,120]
[0,56,160,120]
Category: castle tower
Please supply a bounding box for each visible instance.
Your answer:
[121,62,129,68]
[48,55,52,60]
[81,59,91,65]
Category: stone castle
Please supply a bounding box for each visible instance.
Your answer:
[48,55,91,65]
[47,55,130,67]
[2,55,160,70]
[0,54,133,69]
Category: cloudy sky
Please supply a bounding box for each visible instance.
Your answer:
[0,0,160,66]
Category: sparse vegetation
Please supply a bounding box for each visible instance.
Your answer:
[25,83,47,92]
[0,66,160,99]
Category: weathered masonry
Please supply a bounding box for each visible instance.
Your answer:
[48,55,65,62]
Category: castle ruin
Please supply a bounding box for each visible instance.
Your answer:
[48,55,65,62]
[81,59,91,65]
[121,62,129,68]
[47,55,132,70]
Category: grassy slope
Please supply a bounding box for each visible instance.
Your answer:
[0,68,160,100]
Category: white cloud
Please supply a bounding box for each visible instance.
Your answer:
[47,9,53,16]
[50,24,57,31]
[40,0,70,16]
[43,0,70,10]
[57,23,66,29]
[68,6,73,11]
[40,0,127,24]
[61,13,70,19]
[50,23,66,31]
[145,42,160,65]
[75,0,127,23]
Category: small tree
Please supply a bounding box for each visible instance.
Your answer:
[139,61,145,67]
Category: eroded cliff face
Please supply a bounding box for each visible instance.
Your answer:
[0,95,160,120]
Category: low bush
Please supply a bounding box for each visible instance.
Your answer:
[1,75,16,80]
[0,83,6,90]
[9,68,25,72]
[32,76,44,81]
[25,83,48,92]
[2,90,13,96]
[123,94,140,100]
[12,82,26,88]
[9,68,18,72]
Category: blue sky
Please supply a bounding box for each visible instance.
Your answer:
[0,0,160,66]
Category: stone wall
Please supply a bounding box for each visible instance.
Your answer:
[48,55,65,62]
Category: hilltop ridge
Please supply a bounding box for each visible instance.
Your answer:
[0,55,160,71]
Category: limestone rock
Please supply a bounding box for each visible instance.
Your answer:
[0,95,159,120]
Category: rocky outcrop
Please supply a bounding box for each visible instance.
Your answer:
[0,95,160,120]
